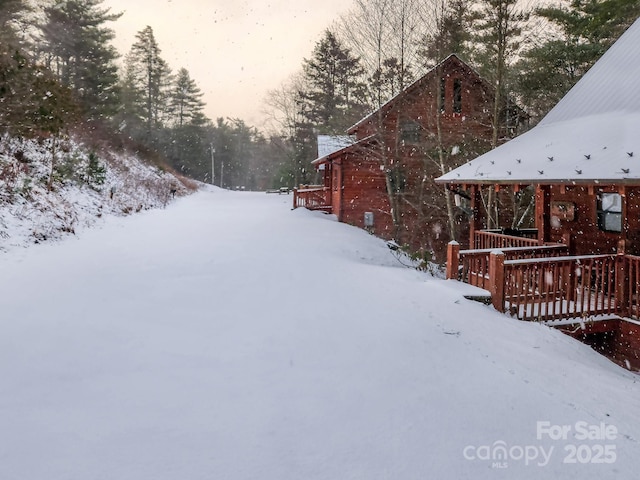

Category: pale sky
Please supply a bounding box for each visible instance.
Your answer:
[102,0,354,128]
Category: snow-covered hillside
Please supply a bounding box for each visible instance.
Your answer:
[0,190,638,479]
[0,134,193,252]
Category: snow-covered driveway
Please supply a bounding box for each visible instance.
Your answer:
[1,189,639,479]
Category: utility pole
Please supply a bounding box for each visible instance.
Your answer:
[210,144,215,185]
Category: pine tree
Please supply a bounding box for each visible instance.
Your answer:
[169,68,206,127]
[420,0,477,66]
[369,57,412,102]
[123,25,172,140]
[39,0,122,120]
[299,30,367,133]
[515,0,640,121]
[474,0,529,146]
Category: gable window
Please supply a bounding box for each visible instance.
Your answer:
[440,77,446,112]
[400,119,421,144]
[453,78,462,114]
[388,167,406,194]
[597,193,622,233]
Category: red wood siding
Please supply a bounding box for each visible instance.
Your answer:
[339,153,394,236]
[323,56,514,261]
[541,185,640,255]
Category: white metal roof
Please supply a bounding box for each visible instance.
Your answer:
[316,135,354,159]
[437,17,640,184]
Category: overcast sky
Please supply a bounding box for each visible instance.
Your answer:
[102,0,354,128]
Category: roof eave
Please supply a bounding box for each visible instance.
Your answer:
[436,177,640,186]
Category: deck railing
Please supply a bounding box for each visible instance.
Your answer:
[497,254,619,322]
[452,244,568,290]
[626,255,640,320]
[474,230,540,249]
[447,240,640,322]
[292,186,331,210]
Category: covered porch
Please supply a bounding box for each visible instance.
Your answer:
[443,180,640,322]
[445,228,640,370]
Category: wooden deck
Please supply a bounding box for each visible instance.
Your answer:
[292,186,331,211]
[447,232,640,323]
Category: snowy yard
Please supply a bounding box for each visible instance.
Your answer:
[1,189,639,479]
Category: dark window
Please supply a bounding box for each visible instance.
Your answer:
[453,78,462,113]
[440,77,446,112]
[388,167,406,193]
[400,119,421,143]
[597,193,622,233]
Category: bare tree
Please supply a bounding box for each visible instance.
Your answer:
[336,0,429,109]
[473,0,532,229]
[262,73,313,187]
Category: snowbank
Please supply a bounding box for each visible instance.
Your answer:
[0,134,192,252]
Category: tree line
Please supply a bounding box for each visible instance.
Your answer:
[264,0,640,187]
[0,0,280,190]
[2,0,639,193]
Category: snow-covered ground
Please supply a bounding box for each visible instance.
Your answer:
[0,189,638,479]
[0,135,190,252]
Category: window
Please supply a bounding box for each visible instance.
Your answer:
[388,167,406,194]
[399,119,421,143]
[440,77,446,112]
[597,193,622,233]
[453,78,462,114]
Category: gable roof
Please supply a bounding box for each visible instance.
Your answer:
[347,54,487,134]
[437,18,640,185]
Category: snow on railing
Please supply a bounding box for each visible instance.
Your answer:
[474,230,539,249]
[498,254,619,322]
[292,186,330,210]
[447,242,640,322]
[447,242,568,290]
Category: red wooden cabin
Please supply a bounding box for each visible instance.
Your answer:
[294,54,527,261]
[437,19,640,370]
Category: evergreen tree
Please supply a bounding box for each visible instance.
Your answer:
[39,0,122,120]
[169,68,206,127]
[420,0,477,66]
[1,0,78,136]
[515,0,640,121]
[123,25,172,140]
[474,0,529,148]
[369,57,412,102]
[299,30,367,133]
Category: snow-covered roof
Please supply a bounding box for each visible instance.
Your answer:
[311,135,377,166]
[437,18,640,185]
[316,135,354,160]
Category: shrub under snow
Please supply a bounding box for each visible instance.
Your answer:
[0,134,195,251]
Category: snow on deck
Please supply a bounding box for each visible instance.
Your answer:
[0,190,639,479]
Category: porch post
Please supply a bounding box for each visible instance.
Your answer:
[535,185,551,245]
[620,185,628,247]
[489,250,506,313]
[292,188,298,209]
[470,185,483,248]
[446,241,461,280]
[616,241,630,317]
